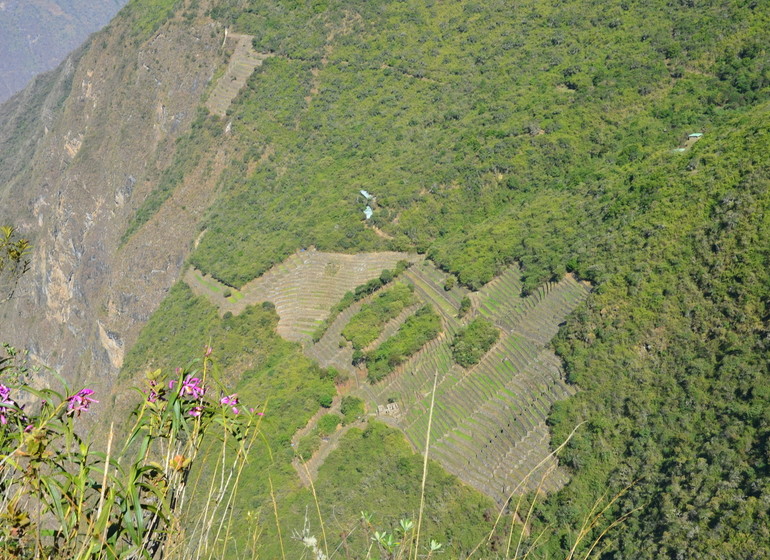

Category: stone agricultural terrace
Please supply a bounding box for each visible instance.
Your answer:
[186,251,591,505]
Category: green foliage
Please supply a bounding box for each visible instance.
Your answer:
[366,305,441,383]
[458,295,471,319]
[451,318,500,368]
[283,421,503,557]
[312,262,412,342]
[342,282,416,349]
[189,0,770,295]
[120,0,180,41]
[379,268,394,284]
[296,433,320,462]
[52,0,770,557]
[533,108,770,558]
[0,355,260,559]
[340,395,365,424]
[0,226,30,302]
[317,413,341,436]
[189,1,770,553]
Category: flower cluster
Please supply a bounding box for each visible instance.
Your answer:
[167,375,208,416]
[67,389,98,416]
[0,383,16,425]
[143,349,263,420]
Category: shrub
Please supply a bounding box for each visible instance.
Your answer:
[366,306,441,383]
[297,433,320,461]
[443,276,456,291]
[340,395,365,424]
[318,413,342,435]
[458,296,472,318]
[451,318,500,368]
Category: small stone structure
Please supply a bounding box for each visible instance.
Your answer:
[377,402,400,416]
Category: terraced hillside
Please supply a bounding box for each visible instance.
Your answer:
[205,33,273,117]
[184,249,421,341]
[186,251,589,504]
[363,266,591,503]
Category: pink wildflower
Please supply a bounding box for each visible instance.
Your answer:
[220,393,239,414]
[0,384,12,424]
[180,375,205,399]
[189,406,204,417]
[67,389,98,416]
[204,345,213,357]
[170,375,205,399]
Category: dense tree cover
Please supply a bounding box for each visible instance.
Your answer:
[535,109,770,558]
[192,0,770,291]
[366,305,441,383]
[451,318,500,368]
[117,0,770,556]
[342,282,416,349]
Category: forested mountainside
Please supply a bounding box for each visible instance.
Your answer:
[1,0,769,558]
[0,0,127,103]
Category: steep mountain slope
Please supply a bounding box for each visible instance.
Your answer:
[0,1,226,391]
[0,0,127,103]
[1,0,769,558]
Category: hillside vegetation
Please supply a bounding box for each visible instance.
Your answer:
[451,318,500,368]
[120,282,502,558]
[342,282,417,350]
[1,0,769,557]
[125,0,770,556]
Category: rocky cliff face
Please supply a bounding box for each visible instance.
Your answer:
[0,4,228,393]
